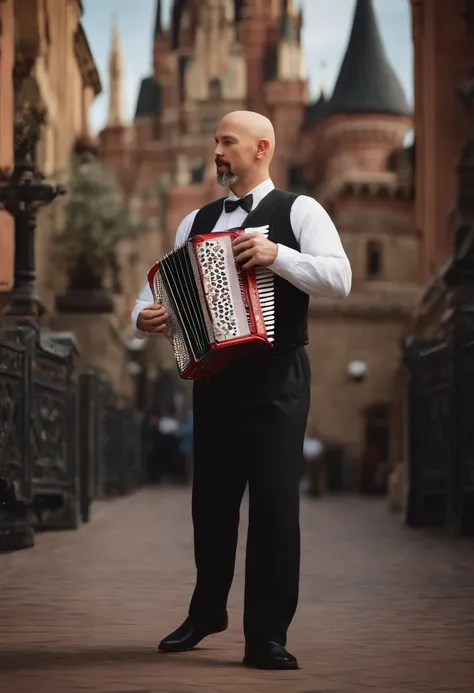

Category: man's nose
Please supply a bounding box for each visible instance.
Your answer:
[214,144,223,158]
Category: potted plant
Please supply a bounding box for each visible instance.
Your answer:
[55,136,137,312]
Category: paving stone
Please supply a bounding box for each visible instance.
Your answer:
[0,488,473,692]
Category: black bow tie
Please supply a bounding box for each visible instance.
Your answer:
[224,194,253,214]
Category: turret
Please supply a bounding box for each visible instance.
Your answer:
[107,18,124,127]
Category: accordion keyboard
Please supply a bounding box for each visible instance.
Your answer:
[248,226,275,344]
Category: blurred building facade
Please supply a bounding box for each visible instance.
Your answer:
[0,0,144,539]
[97,0,418,486]
[0,0,141,399]
[291,0,417,488]
[0,0,101,310]
[0,0,15,294]
[388,0,474,533]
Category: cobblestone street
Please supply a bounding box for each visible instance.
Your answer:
[1,486,474,693]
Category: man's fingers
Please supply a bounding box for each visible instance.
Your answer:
[143,313,169,326]
[235,248,256,264]
[242,257,256,270]
[233,236,258,250]
[143,303,166,313]
[153,324,168,334]
[233,231,259,243]
[233,240,256,256]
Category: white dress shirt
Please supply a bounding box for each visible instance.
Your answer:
[131,179,351,338]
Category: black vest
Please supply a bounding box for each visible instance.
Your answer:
[188,189,309,348]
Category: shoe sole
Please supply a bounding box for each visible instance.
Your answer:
[157,643,197,653]
[243,658,299,670]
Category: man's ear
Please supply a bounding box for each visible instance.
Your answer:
[256,138,271,159]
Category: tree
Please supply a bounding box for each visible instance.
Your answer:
[53,137,137,292]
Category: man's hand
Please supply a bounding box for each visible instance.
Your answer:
[232,232,278,270]
[137,303,169,335]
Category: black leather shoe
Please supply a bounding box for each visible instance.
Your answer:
[243,641,299,670]
[157,615,228,652]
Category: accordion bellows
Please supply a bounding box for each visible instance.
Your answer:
[148,227,275,381]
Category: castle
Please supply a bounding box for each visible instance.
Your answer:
[98,0,419,490]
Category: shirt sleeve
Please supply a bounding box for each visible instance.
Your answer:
[268,195,352,299]
[130,209,199,338]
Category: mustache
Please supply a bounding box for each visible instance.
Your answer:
[215,157,231,167]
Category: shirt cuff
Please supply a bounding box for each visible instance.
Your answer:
[131,305,148,340]
[268,243,298,274]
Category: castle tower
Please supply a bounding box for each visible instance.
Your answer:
[240,0,271,114]
[318,0,412,201]
[107,19,124,127]
[265,0,308,188]
[185,0,246,103]
[153,0,171,77]
[290,0,417,464]
[277,0,305,81]
[98,20,130,185]
[328,0,409,118]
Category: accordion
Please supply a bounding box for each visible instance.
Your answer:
[147,227,275,381]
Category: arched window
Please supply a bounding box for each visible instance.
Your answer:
[366,240,383,280]
[209,78,222,101]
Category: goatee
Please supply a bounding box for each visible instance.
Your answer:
[216,170,238,187]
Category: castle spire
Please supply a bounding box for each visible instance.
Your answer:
[277,0,305,80]
[154,0,163,36]
[280,0,298,40]
[107,17,124,126]
[328,0,410,116]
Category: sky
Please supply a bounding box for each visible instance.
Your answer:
[82,0,413,134]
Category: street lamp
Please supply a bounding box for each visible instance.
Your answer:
[347,359,367,383]
[0,68,66,549]
[0,100,66,317]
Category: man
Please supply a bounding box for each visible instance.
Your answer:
[132,110,351,670]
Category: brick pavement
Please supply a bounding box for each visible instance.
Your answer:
[1,486,474,693]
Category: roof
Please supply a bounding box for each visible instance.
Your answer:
[303,92,328,130]
[154,0,163,36]
[327,0,410,117]
[171,0,187,50]
[134,77,161,119]
[264,44,278,82]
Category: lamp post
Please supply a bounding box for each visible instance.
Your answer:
[0,100,66,317]
[0,67,66,549]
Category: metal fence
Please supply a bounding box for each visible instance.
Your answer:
[451,311,474,535]
[404,338,453,529]
[404,321,474,535]
[0,323,143,551]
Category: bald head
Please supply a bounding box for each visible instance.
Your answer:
[219,111,275,154]
[214,111,276,191]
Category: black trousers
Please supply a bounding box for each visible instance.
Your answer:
[188,346,311,645]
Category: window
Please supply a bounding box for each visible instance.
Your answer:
[366,241,383,280]
[209,78,222,101]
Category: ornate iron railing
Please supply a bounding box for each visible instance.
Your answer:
[404,337,454,528]
[0,324,144,550]
[31,332,80,530]
[0,325,35,550]
[451,309,474,534]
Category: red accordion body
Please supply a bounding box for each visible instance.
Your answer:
[147,229,274,381]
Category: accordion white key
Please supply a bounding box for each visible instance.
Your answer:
[148,226,275,381]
